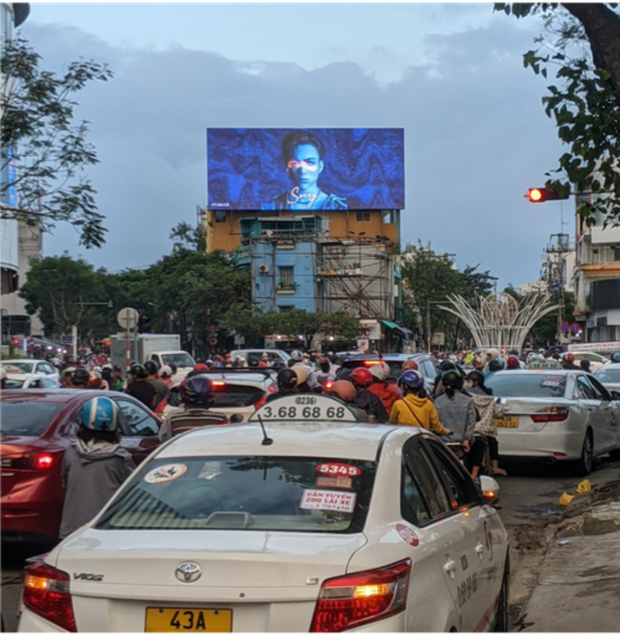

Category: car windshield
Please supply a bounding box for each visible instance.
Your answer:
[595,368,620,384]
[2,362,34,374]
[95,456,376,533]
[163,353,195,368]
[1,401,63,436]
[336,360,407,383]
[490,373,568,398]
[3,379,25,389]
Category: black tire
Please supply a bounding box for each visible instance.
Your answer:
[493,557,510,632]
[574,430,594,476]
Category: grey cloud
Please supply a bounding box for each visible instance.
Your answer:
[25,18,564,288]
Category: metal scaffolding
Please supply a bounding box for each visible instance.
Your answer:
[317,240,394,319]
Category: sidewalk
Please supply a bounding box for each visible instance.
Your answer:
[519,477,620,632]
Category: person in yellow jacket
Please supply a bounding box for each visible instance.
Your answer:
[390,370,452,437]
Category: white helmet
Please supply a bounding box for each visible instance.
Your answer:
[369,362,390,381]
[290,350,304,361]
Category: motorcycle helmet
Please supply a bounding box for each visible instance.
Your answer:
[71,367,90,387]
[319,357,331,373]
[291,365,308,386]
[488,358,505,373]
[328,380,356,403]
[276,368,298,390]
[506,355,520,369]
[247,355,260,368]
[272,359,287,371]
[144,360,159,376]
[438,359,457,373]
[368,362,390,382]
[290,350,304,362]
[465,370,485,388]
[129,363,147,380]
[80,397,119,432]
[441,369,462,389]
[350,367,374,387]
[563,352,575,363]
[612,352,620,363]
[398,370,424,390]
[180,375,214,406]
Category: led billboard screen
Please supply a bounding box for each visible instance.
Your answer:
[207,128,404,210]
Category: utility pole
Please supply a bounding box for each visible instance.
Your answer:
[541,233,574,344]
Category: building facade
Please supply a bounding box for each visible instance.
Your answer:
[0,3,42,340]
[573,170,620,342]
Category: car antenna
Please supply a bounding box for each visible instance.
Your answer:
[256,413,273,446]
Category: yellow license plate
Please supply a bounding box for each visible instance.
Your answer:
[145,607,232,633]
[494,415,519,428]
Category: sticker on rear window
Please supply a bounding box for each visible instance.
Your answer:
[197,461,222,479]
[316,463,361,477]
[541,380,561,387]
[300,489,356,513]
[316,476,353,490]
[144,464,187,484]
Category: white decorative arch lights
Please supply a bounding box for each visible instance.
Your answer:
[437,292,560,353]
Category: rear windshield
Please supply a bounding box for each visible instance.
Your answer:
[595,369,620,384]
[163,353,195,368]
[166,384,265,409]
[1,401,63,437]
[337,361,406,383]
[95,456,376,533]
[3,379,25,389]
[490,373,568,398]
[2,362,33,375]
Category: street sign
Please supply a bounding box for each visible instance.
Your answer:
[570,323,581,334]
[209,336,218,346]
[357,338,369,352]
[117,307,139,329]
[234,335,245,346]
[561,322,570,333]
[61,335,73,344]
[208,324,218,334]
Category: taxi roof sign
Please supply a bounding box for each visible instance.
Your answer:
[250,393,360,424]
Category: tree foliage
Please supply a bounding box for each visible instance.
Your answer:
[400,241,498,350]
[1,37,113,248]
[494,3,620,227]
[18,254,109,336]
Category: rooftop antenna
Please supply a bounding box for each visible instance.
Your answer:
[256,413,273,446]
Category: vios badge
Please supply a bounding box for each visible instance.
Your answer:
[175,562,202,583]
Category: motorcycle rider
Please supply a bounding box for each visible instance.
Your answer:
[159,376,228,442]
[435,370,485,478]
[289,350,318,390]
[266,367,300,401]
[390,370,452,437]
[367,362,401,415]
[464,370,507,477]
[350,367,388,422]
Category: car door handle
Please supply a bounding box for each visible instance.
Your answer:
[443,559,456,578]
[475,543,484,557]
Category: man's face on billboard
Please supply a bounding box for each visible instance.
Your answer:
[286,144,324,191]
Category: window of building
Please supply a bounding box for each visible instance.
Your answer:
[278,306,294,313]
[356,212,371,222]
[614,247,620,262]
[278,266,294,287]
[214,211,226,223]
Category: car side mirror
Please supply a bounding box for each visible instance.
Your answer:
[229,413,245,424]
[478,475,500,506]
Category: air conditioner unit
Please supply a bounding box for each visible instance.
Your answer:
[258,264,270,274]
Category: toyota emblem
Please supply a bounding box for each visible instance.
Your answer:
[175,562,202,583]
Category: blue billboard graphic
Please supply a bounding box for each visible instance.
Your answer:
[207,128,404,210]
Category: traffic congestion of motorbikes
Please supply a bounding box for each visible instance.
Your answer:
[3,343,620,632]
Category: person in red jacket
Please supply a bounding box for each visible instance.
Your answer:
[367,362,402,415]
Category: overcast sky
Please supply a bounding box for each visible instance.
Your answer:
[19,1,576,289]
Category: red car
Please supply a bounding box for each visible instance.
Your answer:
[1,389,163,544]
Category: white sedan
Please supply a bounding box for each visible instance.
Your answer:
[489,369,620,474]
[1,359,59,382]
[3,374,61,389]
[594,363,620,395]
[18,395,509,633]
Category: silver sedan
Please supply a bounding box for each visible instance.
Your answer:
[487,369,620,475]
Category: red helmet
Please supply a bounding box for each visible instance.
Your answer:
[565,352,575,362]
[329,380,356,403]
[506,355,520,369]
[350,367,373,387]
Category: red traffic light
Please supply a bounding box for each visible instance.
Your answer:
[526,187,568,202]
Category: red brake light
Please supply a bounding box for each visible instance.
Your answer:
[212,381,226,387]
[23,561,77,632]
[33,453,55,469]
[268,385,276,394]
[530,408,570,423]
[254,393,267,410]
[364,360,380,366]
[325,381,333,390]
[310,559,411,632]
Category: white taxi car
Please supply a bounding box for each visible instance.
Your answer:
[18,395,509,633]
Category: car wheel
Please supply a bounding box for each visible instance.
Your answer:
[574,430,593,476]
[493,558,510,632]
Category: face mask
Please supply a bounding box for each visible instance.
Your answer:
[464,380,474,390]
